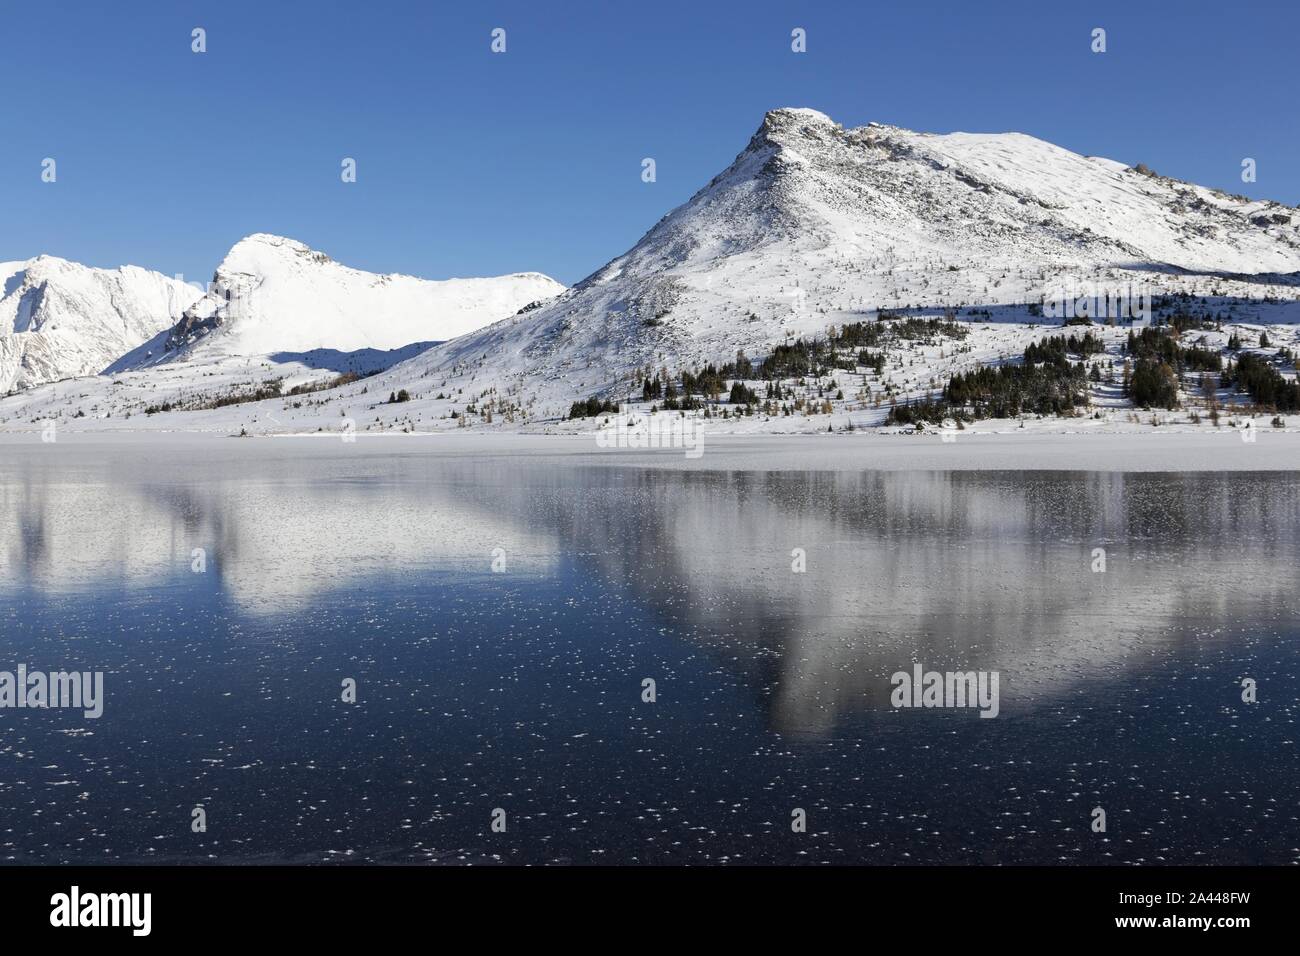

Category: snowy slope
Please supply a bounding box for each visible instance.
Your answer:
[359,107,1299,421]
[2,108,1298,437]
[128,233,565,365]
[0,256,201,393]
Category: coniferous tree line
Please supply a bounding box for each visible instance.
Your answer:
[887,315,969,341]
[1024,332,1105,364]
[1118,326,1224,408]
[1127,361,1180,408]
[567,396,618,419]
[1165,310,1220,334]
[857,350,887,375]
[832,320,886,348]
[729,381,759,404]
[886,337,1090,425]
[1223,353,1300,411]
[760,339,824,379]
[941,360,1089,418]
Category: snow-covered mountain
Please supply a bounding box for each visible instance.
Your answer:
[2,108,1298,437]
[377,107,1299,416]
[0,256,201,393]
[119,233,565,368]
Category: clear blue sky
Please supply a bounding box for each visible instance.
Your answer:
[2,0,1295,287]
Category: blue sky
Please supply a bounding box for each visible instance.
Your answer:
[2,0,1295,286]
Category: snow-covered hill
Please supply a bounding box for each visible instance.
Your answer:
[0,256,201,393]
[2,108,1298,437]
[123,233,565,367]
[380,107,1299,419]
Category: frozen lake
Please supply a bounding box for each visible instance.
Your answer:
[1,436,1297,863]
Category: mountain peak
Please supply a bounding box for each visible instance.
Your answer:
[219,234,329,275]
[396,105,1300,422]
[144,234,566,362]
[750,107,841,151]
[229,233,314,253]
[761,106,837,127]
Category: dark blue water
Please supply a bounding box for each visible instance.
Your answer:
[1,445,1297,864]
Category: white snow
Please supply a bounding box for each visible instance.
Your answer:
[353,106,1300,428]
[2,108,1297,438]
[126,233,566,364]
[0,256,202,392]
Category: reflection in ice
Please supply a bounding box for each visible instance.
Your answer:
[1,442,1296,864]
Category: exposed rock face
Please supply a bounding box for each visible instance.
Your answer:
[0,256,201,392]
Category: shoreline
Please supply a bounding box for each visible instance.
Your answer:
[1,429,1296,472]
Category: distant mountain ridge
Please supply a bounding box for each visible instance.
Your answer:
[2,108,1298,434]
[119,233,566,369]
[1,234,566,391]
[0,256,200,393]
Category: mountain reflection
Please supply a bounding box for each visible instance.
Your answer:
[517,467,1299,733]
[3,446,1297,735]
